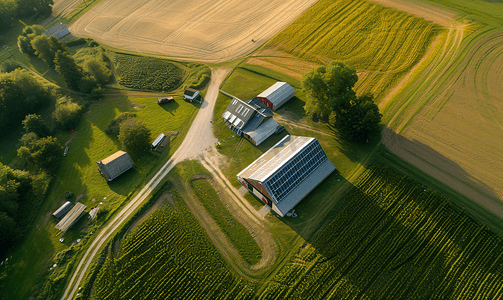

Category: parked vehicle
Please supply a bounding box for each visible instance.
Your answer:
[158,97,174,104]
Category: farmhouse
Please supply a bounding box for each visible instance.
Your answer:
[257,82,295,111]
[237,135,335,216]
[222,97,284,146]
[55,203,87,233]
[184,88,200,102]
[97,151,134,181]
[52,201,73,219]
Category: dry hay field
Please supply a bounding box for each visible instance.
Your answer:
[67,0,318,61]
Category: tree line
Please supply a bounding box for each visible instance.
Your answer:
[303,61,382,142]
[18,25,112,94]
[0,0,52,34]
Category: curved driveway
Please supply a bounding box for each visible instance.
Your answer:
[61,68,230,300]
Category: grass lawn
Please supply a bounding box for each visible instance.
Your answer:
[1,92,198,300]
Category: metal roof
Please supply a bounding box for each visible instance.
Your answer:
[52,201,74,219]
[55,203,87,232]
[272,159,335,216]
[257,82,295,106]
[152,133,165,148]
[237,135,313,181]
[244,118,280,146]
[222,98,257,130]
[97,151,134,181]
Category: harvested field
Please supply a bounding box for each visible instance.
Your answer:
[68,0,319,61]
[383,27,503,218]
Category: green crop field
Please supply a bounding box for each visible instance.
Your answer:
[259,165,503,299]
[93,182,254,300]
[256,0,439,100]
[114,54,185,91]
[191,179,262,265]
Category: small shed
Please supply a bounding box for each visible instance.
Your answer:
[52,201,74,219]
[97,151,134,181]
[55,203,87,233]
[44,23,70,39]
[184,88,200,102]
[151,133,166,149]
[257,82,295,111]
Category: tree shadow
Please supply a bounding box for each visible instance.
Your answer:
[276,96,306,122]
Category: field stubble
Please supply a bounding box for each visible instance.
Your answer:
[67,0,319,62]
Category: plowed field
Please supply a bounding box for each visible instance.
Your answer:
[68,0,318,61]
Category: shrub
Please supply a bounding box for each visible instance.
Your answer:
[105,112,136,135]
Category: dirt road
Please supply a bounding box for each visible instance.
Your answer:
[61,68,232,300]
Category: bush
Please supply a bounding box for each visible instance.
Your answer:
[188,66,211,89]
[53,96,82,129]
[114,54,183,91]
[118,118,151,151]
[0,60,21,73]
[105,112,136,135]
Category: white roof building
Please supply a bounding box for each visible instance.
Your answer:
[237,135,336,216]
[257,82,295,111]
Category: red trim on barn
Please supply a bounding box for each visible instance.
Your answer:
[257,97,274,110]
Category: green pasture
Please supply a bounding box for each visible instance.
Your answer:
[1,93,197,300]
[428,0,503,25]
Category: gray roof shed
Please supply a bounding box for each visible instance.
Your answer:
[97,151,134,181]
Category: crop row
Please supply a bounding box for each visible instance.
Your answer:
[114,54,184,92]
[260,165,503,299]
[267,0,439,99]
[92,185,251,299]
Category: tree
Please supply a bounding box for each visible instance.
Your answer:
[302,61,381,142]
[31,35,53,66]
[54,50,83,91]
[83,59,112,85]
[118,118,151,151]
[17,25,45,55]
[303,61,358,120]
[17,136,63,174]
[335,94,382,142]
[0,69,52,135]
[22,114,49,137]
[52,96,82,129]
[1,59,22,73]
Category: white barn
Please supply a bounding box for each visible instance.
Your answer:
[257,82,295,111]
[237,135,336,216]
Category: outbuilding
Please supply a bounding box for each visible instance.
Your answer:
[97,151,134,181]
[257,82,295,111]
[237,135,336,216]
[151,133,166,149]
[184,88,200,102]
[55,203,87,233]
[52,201,74,219]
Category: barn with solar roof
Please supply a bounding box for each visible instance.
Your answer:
[237,135,336,216]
